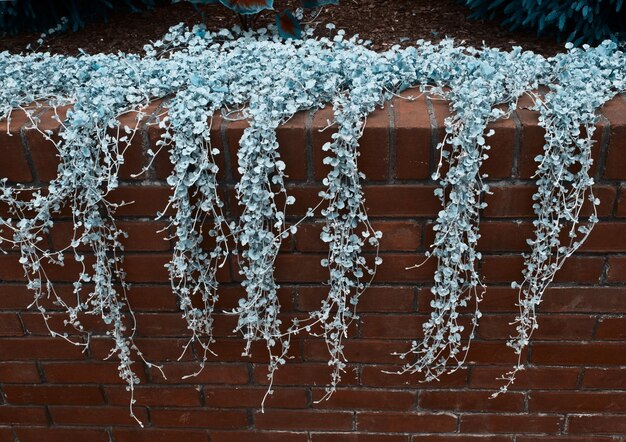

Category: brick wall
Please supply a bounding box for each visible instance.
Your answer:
[1,91,626,441]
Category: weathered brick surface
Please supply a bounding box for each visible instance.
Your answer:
[1,95,626,439]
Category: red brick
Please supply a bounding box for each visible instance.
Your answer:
[465,342,528,365]
[517,438,612,442]
[26,103,159,182]
[295,221,421,252]
[476,221,533,252]
[356,411,457,433]
[0,284,33,309]
[517,109,605,180]
[372,254,436,283]
[539,287,626,313]
[483,115,516,179]
[477,314,595,340]
[360,364,468,388]
[0,107,35,182]
[419,390,525,412]
[105,385,202,407]
[20,311,108,336]
[303,339,411,364]
[363,185,439,216]
[220,283,294,311]
[88,336,195,362]
[133,312,234,338]
[254,410,353,431]
[0,253,129,284]
[529,391,626,413]
[187,338,301,363]
[0,428,13,441]
[418,286,517,313]
[150,408,248,428]
[149,362,249,385]
[204,387,307,409]
[0,254,29,282]
[0,406,48,425]
[113,428,208,442]
[312,388,416,410]
[2,385,104,405]
[49,220,170,252]
[413,437,512,442]
[359,314,428,339]
[0,338,87,360]
[122,253,171,283]
[515,107,545,179]
[109,185,172,217]
[582,368,626,389]
[470,367,579,390]
[296,286,415,313]
[594,317,626,340]
[273,254,328,283]
[430,98,516,179]
[579,223,626,252]
[225,116,249,182]
[121,253,231,283]
[392,92,431,180]
[460,414,563,433]
[484,184,615,218]
[22,106,65,182]
[532,342,626,365]
[0,362,40,383]
[428,94,450,164]
[49,406,148,426]
[312,105,389,182]
[15,427,110,442]
[0,313,23,336]
[313,434,408,442]
[1,283,77,312]
[269,184,324,217]
[43,362,145,384]
[607,255,626,282]
[434,220,626,254]
[125,285,178,311]
[602,96,626,180]
[276,111,308,181]
[311,105,335,182]
[116,102,164,180]
[153,110,226,182]
[568,414,626,434]
[213,432,308,442]
[481,255,604,284]
[616,185,626,217]
[253,363,358,386]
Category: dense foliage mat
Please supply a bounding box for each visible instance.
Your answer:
[0,24,624,423]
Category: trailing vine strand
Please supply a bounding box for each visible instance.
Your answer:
[394,46,550,382]
[0,23,624,420]
[499,41,626,394]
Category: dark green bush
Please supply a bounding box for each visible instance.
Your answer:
[0,0,157,35]
[460,0,626,45]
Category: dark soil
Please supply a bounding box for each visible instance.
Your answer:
[0,0,565,56]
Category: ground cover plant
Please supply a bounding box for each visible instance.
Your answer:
[0,22,624,424]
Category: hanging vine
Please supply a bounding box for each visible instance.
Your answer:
[499,41,626,393]
[0,22,624,422]
[394,46,550,382]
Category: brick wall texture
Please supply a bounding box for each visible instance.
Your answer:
[1,92,626,441]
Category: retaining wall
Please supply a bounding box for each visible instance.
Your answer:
[1,91,626,441]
